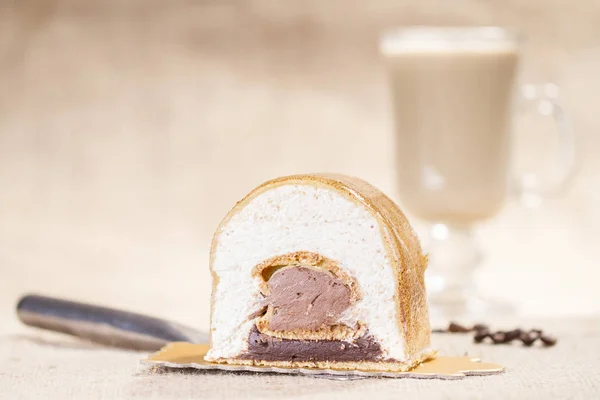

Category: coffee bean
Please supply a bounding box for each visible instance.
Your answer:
[474,329,490,343]
[505,329,523,342]
[491,331,509,344]
[540,334,557,347]
[448,322,471,333]
[473,323,489,332]
[530,329,543,340]
[520,331,536,346]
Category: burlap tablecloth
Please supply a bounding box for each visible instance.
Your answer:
[2,1,600,398]
[2,318,598,399]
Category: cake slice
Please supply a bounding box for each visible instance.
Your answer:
[205,174,433,372]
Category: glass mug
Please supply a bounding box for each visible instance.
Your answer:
[379,27,575,322]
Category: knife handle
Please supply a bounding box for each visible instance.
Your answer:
[17,294,205,351]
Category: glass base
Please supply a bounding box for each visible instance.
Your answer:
[424,223,517,328]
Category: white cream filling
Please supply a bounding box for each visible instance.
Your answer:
[206,184,406,361]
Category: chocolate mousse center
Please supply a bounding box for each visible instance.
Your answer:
[265,266,352,331]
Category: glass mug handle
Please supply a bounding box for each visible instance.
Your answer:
[513,83,576,207]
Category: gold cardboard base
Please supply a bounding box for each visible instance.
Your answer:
[145,343,504,380]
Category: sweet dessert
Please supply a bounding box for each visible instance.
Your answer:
[205,174,433,372]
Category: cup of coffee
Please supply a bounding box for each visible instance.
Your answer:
[380,27,575,321]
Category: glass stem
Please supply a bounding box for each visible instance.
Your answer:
[425,223,482,317]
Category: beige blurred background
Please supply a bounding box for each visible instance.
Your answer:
[1,0,600,333]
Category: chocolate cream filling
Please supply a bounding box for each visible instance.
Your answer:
[245,325,382,362]
[242,266,384,362]
[265,266,352,331]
